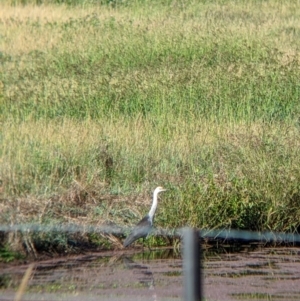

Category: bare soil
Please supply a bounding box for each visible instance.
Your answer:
[0,246,300,301]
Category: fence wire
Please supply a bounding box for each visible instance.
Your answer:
[1,223,300,244]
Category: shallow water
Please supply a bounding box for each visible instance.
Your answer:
[0,246,300,301]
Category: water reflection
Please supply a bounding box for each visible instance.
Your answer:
[123,256,154,285]
[0,246,300,301]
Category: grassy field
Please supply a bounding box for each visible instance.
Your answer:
[1,0,300,255]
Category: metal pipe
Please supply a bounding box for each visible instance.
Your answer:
[183,228,202,301]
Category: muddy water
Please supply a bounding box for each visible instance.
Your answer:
[0,246,300,301]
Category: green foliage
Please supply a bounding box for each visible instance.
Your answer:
[88,233,112,249]
[0,247,24,263]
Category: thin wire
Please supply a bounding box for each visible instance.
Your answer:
[0,223,300,243]
[200,228,300,243]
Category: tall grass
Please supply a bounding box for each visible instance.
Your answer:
[1,0,300,253]
[1,1,300,122]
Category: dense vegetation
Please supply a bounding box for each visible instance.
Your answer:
[1,0,300,255]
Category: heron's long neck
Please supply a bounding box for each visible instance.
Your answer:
[148,191,159,220]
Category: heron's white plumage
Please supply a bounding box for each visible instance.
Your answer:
[123,186,166,248]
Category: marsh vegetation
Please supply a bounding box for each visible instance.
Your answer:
[1,0,300,255]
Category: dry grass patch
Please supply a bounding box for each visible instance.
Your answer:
[1,1,300,56]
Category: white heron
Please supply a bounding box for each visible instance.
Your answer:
[123,186,167,248]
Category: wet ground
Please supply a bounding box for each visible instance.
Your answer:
[0,246,300,301]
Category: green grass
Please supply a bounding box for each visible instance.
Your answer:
[1,0,300,254]
[0,246,24,263]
